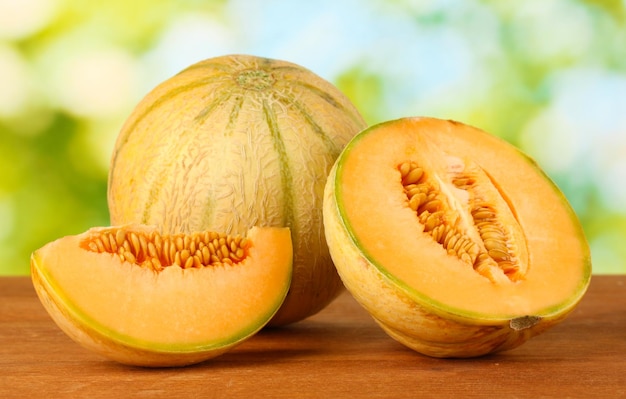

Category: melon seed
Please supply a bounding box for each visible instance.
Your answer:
[83,228,251,272]
[403,167,424,185]
[399,162,412,178]
[484,238,508,253]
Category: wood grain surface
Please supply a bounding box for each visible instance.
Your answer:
[1,275,624,398]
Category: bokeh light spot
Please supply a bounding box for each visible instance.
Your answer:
[506,0,595,65]
[0,0,59,39]
[48,47,140,118]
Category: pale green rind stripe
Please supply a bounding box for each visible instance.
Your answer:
[262,99,296,233]
[225,93,246,135]
[275,92,342,158]
[289,80,366,131]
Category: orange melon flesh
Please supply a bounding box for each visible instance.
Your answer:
[30,226,292,366]
[333,117,591,320]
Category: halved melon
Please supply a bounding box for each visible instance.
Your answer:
[323,117,592,358]
[30,225,292,367]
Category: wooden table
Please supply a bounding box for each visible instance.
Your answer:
[1,276,624,398]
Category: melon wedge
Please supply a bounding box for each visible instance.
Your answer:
[30,225,292,367]
[323,117,592,358]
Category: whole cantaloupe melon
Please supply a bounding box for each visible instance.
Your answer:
[108,54,367,325]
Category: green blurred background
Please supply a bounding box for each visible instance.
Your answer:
[1,0,624,275]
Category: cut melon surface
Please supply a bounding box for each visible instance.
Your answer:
[31,225,292,367]
[323,117,592,357]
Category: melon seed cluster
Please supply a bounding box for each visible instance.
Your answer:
[468,203,520,280]
[83,228,250,271]
[399,161,521,282]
